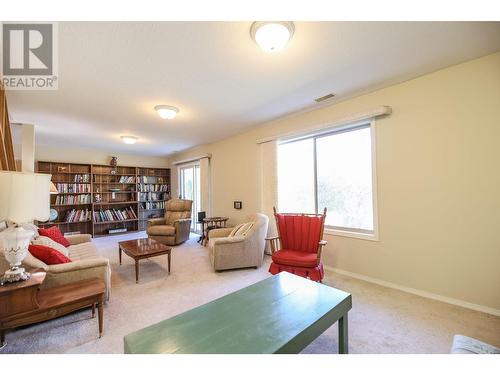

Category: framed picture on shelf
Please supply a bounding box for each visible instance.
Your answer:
[57,166,67,172]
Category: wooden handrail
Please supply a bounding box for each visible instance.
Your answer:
[0,81,16,171]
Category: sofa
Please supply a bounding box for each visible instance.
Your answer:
[146,199,193,245]
[0,233,111,301]
[208,213,269,271]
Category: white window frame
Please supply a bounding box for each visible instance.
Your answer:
[278,119,379,241]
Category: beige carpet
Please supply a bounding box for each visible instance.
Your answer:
[2,232,499,354]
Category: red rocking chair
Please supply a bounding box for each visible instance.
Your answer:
[267,207,327,282]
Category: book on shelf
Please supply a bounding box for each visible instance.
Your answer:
[139,176,165,184]
[141,201,166,210]
[73,174,90,182]
[138,183,168,192]
[56,183,91,193]
[63,208,91,223]
[93,206,138,222]
[118,176,135,183]
[55,194,91,205]
[138,192,166,201]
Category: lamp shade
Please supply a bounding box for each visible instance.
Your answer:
[0,171,51,223]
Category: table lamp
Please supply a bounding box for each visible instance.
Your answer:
[0,171,51,282]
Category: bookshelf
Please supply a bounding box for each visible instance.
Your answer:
[137,167,171,230]
[36,161,170,237]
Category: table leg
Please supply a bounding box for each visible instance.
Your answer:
[119,247,122,265]
[338,313,348,354]
[92,302,96,318]
[168,252,171,274]
[0,330,5,349]
[97,297,103,338]
[135,260,139,283]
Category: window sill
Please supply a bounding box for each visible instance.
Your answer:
[324,228,379,242]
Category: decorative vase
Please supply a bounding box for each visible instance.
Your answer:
[1,226,33,280]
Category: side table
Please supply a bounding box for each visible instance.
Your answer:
[0,270,105,349]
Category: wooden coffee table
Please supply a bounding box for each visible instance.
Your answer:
[118,238,172,283]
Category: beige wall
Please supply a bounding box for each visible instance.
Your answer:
[169,52,500,312]
[36,144,169,168]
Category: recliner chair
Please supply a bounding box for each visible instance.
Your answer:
[146,199,193,245]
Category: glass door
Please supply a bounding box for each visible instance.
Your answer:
[179,164,201,232]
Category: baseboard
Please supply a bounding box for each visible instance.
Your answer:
[324,265,500,317]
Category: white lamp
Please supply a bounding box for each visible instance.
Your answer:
[0,171,51,281]
[250,21,295,53]
[154,105,179,120]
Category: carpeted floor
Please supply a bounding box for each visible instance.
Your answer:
[2,232,499,354]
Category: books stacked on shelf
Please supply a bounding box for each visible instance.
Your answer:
[119,176,135,183]
[139,176,164,184]
[55,194,91,205]
[138,183,168,192]
[63,209,91,223]
[56,183,91,193]
[74,174,90,182]
[141,201,166,210]
[93,206,138,222]
[138,192,165,202]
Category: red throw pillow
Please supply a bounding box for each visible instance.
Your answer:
[28,244,72,265]
[38,226,71,247]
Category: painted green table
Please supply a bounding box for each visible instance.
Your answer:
[124,272,352,354]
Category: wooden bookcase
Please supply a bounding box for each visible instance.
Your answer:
[36,161,170,238]
[137,167,171,231]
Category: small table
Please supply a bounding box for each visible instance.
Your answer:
[124,272,352,354]
[118,238,172,283]
[0,271,105,348]
[201,216,229,246]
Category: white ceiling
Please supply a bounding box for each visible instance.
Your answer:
[6,22,500,156]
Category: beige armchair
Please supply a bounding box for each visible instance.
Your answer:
[0,234,111,301]
[147,199,193,245]
[208,213,269,271]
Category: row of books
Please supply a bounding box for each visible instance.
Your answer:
[73,174,90,182]
[54,194,92,205]
[141,201,166,210]
[138,183,169,192]
[119,176,135,183]
[139,176,165,184]
[138,192,165,202]
[56,183,91,193]
[93,207,138,222]
[63,209,91,223]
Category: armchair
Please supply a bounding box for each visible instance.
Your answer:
[147,199,193,245]
[208,213,269,271]
[267,207,327,282]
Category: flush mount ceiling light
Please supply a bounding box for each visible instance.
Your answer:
[155,105,179,120]
[250,21,295,53]
[121,136,138,144]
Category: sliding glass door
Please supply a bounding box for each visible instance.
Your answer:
[179,164,201,232]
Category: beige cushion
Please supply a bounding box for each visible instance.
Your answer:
[147,225,176,236]
[234,222,254,237]
[32,236,69,257]
[68,242,99,261]
[165,211,190,225]
[229,223,245,237]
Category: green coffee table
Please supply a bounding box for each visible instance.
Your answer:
[124,272,352,354]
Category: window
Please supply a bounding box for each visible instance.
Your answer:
[277,122,377,239]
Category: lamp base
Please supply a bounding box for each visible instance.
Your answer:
[0,268,31,285]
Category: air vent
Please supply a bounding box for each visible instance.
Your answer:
[314,93,335,103]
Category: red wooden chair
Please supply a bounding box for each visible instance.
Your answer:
[267,207,327,282]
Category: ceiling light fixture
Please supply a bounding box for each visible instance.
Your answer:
[250,21,295,53]
[155,105,179,120]
[121,136,138,144]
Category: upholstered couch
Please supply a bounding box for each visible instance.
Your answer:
[0,234,111,301]
[147,199,193,245]
[208,213,269,271]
